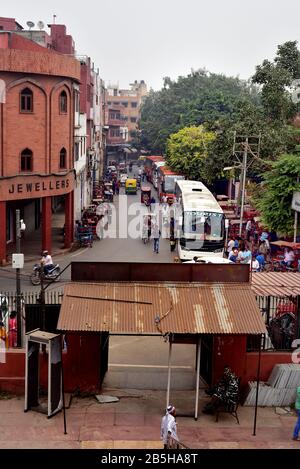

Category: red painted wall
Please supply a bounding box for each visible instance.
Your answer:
[212,335,293,389]
[245,351,292,382]
[0,17,20,31]
[0,33,9,48]
[50,25,74,55]
[10,34,51,53]
[0,333,102,395]
[0,338,294,396]
[212,335,247,386]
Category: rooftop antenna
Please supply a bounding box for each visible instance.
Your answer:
[53,14,57,24]
[37,21,45,31]
[26,21,35,30]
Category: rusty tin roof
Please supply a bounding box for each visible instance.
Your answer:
[58,282,266,335]
[251,272,300,297]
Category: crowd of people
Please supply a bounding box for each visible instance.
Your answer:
[226,219,299,271]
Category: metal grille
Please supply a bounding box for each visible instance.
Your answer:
[247,295,300,351]
[0,290,63,348]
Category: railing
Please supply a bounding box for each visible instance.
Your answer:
[167,436,189,450]
[0,290,63,306]
[0,290,63,348]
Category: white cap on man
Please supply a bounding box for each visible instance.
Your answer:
[166,405,175,414]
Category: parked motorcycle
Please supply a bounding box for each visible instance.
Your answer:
[30,264,61,286]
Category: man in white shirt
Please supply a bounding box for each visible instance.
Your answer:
[227,237,235,256]
[161,405,178,449]
[245,219,252,241]
[251,255,260,272]
[41,250,54,274]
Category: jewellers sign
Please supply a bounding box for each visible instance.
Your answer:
[292,191,300,212]
[0,172,75,201]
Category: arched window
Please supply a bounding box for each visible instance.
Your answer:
[20,148,33,172]
[59,147,67,169]
[59,90,67,113]
[20,87,33,112]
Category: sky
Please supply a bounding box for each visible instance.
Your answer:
[2,0,300,91]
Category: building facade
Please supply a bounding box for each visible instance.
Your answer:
[0,18,106,261]
[0,26,80,264]
[105,81,147,164]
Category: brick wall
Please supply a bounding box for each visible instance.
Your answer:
[0,74,75,177]
[0,48,80,81]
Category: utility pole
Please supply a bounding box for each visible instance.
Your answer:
[15,210,22,347]
[40,271,46,331]
[239,137,248,236]
[232,133,261,237]
[294,176,299,243]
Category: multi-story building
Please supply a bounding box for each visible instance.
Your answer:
[0,18,106,262]
[0,25,80,264]
[0,18,106,260]
[105,81,147,164]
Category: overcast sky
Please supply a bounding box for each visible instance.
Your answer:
[2,0,300,90]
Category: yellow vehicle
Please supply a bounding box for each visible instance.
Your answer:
[125,178,137,194]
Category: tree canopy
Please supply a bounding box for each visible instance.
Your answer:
[166,126,216,181]
[140,69,259,154]
[252,41,300,121]
[140,41,300,230]
[254,154,300,236]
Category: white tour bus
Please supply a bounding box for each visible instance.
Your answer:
[175,180,228,262]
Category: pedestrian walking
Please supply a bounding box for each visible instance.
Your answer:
[293,386,300,441]
[161,405,179,449]
[245,219,253,242]
[152,224,161,253]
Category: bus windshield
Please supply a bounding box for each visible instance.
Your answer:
[164,175,184,193]
[183,211,224,241]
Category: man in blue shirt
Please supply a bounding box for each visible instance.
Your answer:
[256,253,265,270]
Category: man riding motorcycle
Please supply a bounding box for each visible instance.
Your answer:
[30,251,60,285]
[41,250,54,275]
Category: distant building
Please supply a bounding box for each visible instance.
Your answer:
[0,17,23,31]
[105,80,147,164]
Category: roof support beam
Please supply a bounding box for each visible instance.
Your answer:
[166,339,172,408]
[194,336,201,420]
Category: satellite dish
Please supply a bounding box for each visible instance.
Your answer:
[26,21,35,30]
[37,21,45,30]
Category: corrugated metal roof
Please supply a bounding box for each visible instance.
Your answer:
[58,282,266,335]
[252,272,300,297]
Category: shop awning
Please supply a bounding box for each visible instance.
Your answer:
[58,282,266,335]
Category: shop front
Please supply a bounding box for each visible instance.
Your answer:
[0,171,75,264]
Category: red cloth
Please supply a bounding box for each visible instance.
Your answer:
[9,317,17,348]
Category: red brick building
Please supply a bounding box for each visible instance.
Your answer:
[0,29,80,264]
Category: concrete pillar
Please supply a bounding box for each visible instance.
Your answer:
[42,197,52,253]
[64,191,74,248]
[0,201,6,264]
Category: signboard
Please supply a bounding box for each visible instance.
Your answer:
[292,192,300,212]
[0,171,75,201]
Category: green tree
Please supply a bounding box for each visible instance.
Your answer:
[255,154,300,235]
[252,41,300,121]
[166,126,216,182]
[140,70,258,154]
